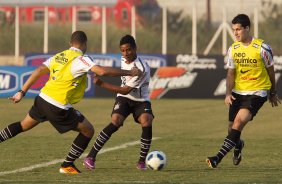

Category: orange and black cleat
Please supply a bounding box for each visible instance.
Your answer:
[59,164,81,174]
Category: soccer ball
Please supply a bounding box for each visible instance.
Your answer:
[145,150,167,171]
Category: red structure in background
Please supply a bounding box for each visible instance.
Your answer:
[0,0,150,27]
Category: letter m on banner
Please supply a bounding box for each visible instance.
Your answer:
[0,70,18,95]
[0,75,10,89]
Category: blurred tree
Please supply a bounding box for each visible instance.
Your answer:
[259,0,282,54]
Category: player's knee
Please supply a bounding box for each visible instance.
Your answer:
[111,116,124,127]
[82,127,94,138]
[139,115,153,127]
[140,119,152,127]
[21,121,38,131]
[80,122,95,137]
[231,121,245,131]
[88,125,95,137]
[88,123,95,136]
[111,121,123,128]
[143,122,152,127]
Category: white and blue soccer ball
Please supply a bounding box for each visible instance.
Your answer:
[145,150,167,171]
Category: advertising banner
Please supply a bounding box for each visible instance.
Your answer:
[149,54,282,99]
[25,53,167,68]
[1,54,280,99]
[0,66,94,97]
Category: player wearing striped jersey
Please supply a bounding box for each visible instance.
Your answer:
[2,31,141,174]
[84,34,153,171]
[206,14,280,169]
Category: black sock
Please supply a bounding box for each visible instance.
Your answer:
[0,122,23,142]
[87,123,118,159]
[216,129,241,162]
[62,133,91,167]
[235,139,243,149]
[139,126,152,162]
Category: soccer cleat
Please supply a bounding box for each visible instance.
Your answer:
[83,157,95,170]
[136,161,147,170]
[233,140,245,165]
[206,156,219,168]
[59,164,81,174]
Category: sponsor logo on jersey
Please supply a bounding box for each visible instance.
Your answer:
[262,50,271,66]
[55,52,68,64]
[234,44,240,49]
[235,58,257,64]
[234,52,246,58]
[52,69,59,73]
[149,67,197,99]
[0,70,18,93]
[240,69,252,74]
[252,43,259,48]
[234,52,258,67]
[240,76,257,81]
[79,56,91,67]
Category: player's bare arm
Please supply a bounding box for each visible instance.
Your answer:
[225,68,236,105]
[93,76,133,95]
[90,65,141,77]
[9,65,49,103]
[266,65,281,107]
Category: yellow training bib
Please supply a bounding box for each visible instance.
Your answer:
[231,38,271,91]
[41,49,87,104]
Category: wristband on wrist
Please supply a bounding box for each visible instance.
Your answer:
[18,90,26,97]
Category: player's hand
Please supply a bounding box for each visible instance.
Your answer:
[130,66,142,77]
[269,94,281,107]
[225,94,236,105]
[8,91,24,103]
[93,75,103,86]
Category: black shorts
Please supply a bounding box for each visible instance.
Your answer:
[111,96,154,123]
[29,96,85,134]
[229,92,267,122]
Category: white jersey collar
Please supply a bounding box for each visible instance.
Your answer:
[69,47,83,54]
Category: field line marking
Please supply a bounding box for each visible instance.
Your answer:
[0,137,160,176]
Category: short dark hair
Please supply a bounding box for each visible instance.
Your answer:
[232,14,251,28]
[119,34,136,49]
[70,31,87,44]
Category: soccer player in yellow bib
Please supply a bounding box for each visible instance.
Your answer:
[206,14,280,168]
[4,31,141,174]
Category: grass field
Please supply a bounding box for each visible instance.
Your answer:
[0,98,281,184]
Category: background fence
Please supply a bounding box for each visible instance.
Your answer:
[0,0,281,98]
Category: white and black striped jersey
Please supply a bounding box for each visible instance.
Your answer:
[117,56,151,101]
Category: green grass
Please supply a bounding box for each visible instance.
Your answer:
[0,98,282,183]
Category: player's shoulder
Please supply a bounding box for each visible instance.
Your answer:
[74,55,95,67]
[261,42,272,52]
[136,57,149,68]
[82,55,94,61]
[76,55,94,62]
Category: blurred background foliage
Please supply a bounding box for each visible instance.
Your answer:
[0,1,281,55]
